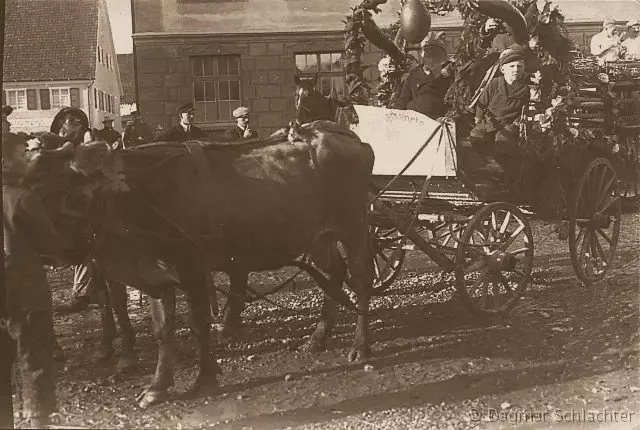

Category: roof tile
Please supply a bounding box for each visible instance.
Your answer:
[3,0,99,82]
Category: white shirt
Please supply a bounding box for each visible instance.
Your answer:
[623,36,640,59]
[591,31,621,64]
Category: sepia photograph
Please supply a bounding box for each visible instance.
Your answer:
[1,0,639,428]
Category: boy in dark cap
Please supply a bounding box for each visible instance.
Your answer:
[2,132,69,428]
[161,103,207,142]
[470,44,530,173]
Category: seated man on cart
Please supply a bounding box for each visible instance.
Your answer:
[393,31,452,119]
[470,44,530,178]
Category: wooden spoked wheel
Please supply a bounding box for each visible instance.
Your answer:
[455,202,534,317]
[426,221,468,257]
[370,226,406,293]
[569,158,621,285]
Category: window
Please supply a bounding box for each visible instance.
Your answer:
[99,91,104,111]
[6,89,27,110]
[97,47,102,64]
[191,55,241,122]
[295,52,345,98]
[94,88,98,109]
[50,88,70,109]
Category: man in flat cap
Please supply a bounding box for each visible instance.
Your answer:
[123,111,152,148]
[623,18,640,59]
[95,116,123,149]
[470,44,529,175]
[160,103,206,142]
[393,31,452,119]
[591,18,623,65]
[224,106,258,141]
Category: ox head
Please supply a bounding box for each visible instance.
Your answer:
[23,140,128,264]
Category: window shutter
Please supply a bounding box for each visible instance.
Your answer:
[2,91,6,106]
[94,88,98,108]
[27,89,37,110]
[39,89,50,110]
[70,88,80,107]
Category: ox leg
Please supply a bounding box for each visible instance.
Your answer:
[137,289,175,409]
[108,281,137,372]
[342,226,374,363]
[95,276,116,363]
[183,276,220,398]
[305,238,345,353]
[219,268,247,342]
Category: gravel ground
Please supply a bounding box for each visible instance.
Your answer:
[12,213,640,429]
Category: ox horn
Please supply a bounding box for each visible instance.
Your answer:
[468,0,529,45]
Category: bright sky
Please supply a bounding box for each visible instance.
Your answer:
[107,0,133,54]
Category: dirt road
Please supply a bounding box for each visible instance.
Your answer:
[19,213,639,429]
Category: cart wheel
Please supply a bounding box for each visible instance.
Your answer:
[455,202,534,317]
[569,158,621,285]
[370,226,406,292]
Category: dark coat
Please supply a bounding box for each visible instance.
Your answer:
[161,124,206,142]
[393,67,451,119]
[224,126,258,141]
[95,127,122,146]
[475,76,530,129]
[123,121,152,148]
[3,175,64,312]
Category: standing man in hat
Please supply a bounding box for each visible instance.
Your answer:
[161,103,206,142]
[591,18,623,65]
[470,44,530,176]
[95,117,123,149]
[393,31,452,119]
[224,106,258,141]
[623,18,640,59]
[123,111,152,148]
[2,105,13,141]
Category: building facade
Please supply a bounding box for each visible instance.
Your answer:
[132,0,640,138]
[3,0,123,134]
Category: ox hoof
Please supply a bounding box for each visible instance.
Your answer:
[181,376,219,400]
[215,325,243,345]
[94,347,114,363]
[136,388,168,409]
[303,335,327,354]
[347,346,370,363]
[116,353,137,373]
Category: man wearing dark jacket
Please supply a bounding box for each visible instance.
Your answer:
[3,133,68,428]
[122,111,152,148]
[161,103,206,142]
[393,31,452,119]
[95,117,123,149]
[224,106,258,141]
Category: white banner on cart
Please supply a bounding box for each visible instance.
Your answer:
[350,105,457,177]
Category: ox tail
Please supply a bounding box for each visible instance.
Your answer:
[290,261,356,310]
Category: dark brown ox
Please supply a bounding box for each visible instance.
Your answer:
[27,120,374,408]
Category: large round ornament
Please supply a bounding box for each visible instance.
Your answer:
[400,0,432,44]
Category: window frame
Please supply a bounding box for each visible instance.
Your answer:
[294,51,346,98]
[50,87,71,110]
[6,89,28,110]
[191,54,242,124]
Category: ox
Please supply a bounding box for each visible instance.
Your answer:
[27,120,374,408]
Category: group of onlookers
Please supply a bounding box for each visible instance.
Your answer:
[591,18,640,64]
